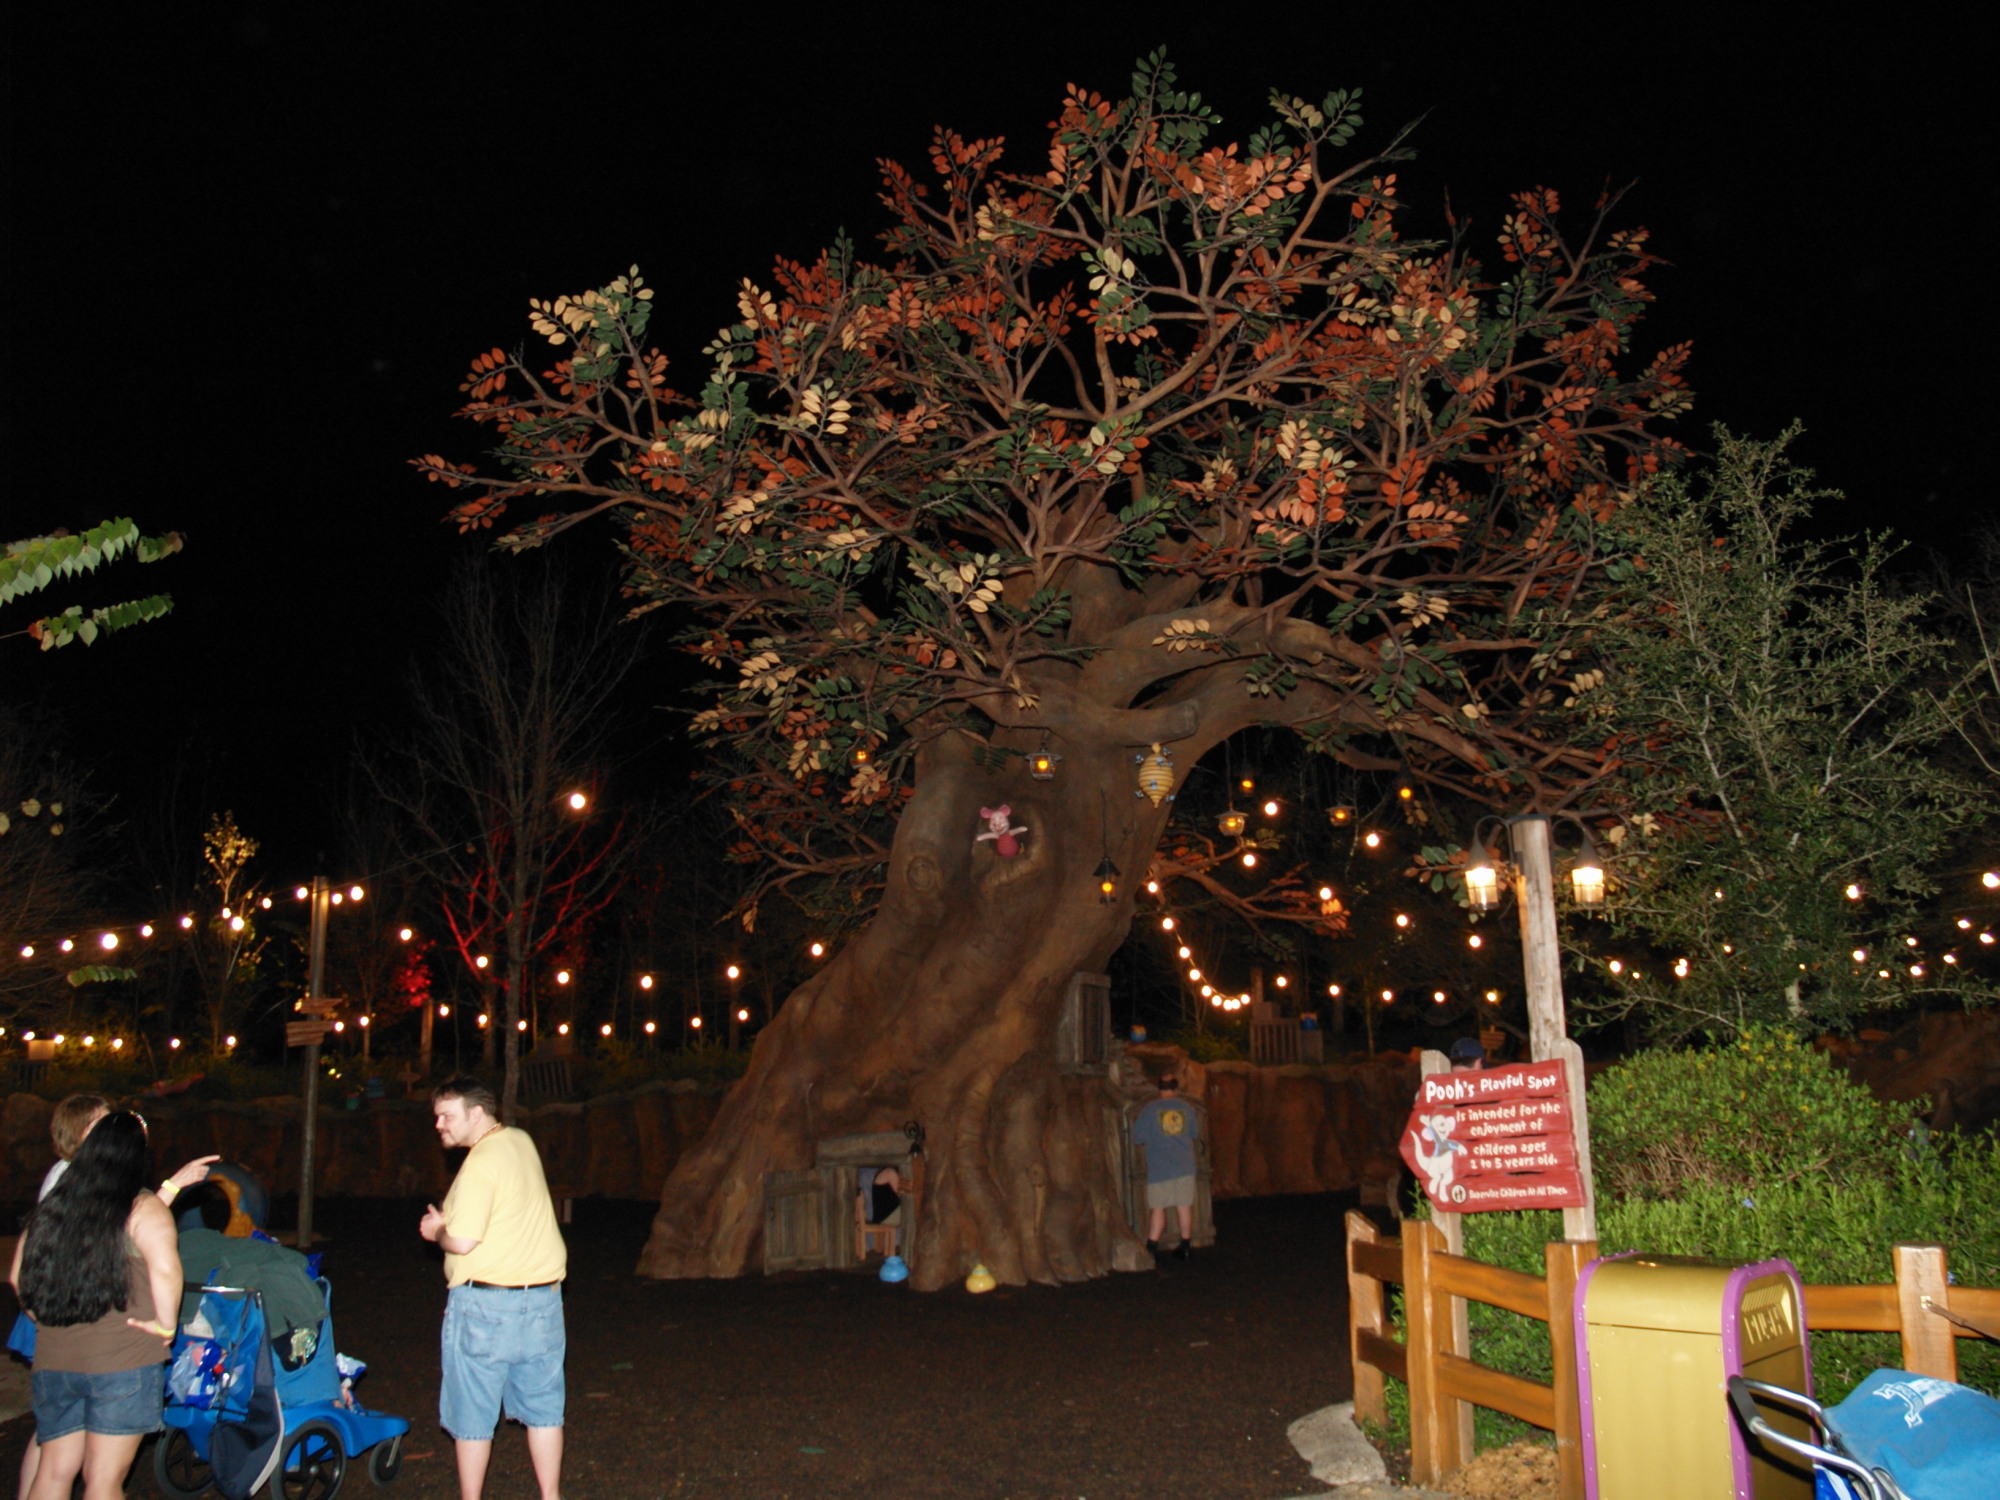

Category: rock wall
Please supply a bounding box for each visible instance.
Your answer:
[0,1080,730,1209]
[2,1052,1421,1209]
[1826,1007,2000,1134]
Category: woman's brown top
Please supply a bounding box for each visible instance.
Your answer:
[33,1212,166,1373]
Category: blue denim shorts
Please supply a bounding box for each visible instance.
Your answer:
[31,1365,165,1440]
[439,1282,565,1440]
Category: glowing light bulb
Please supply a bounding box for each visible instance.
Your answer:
[1985,872,1999,889]
[229,916,245,932]
[1177,945,1191,959]
[1327,983,1341,998]
[438,1004,450,1017]
[477,1013,489,1027]
[83,1035,95,1048]
[59,938,74,953]
[640,974,655,989]
[1364,831,1382,849]
[1910,964,1925,978]
[1485,990,1501,1004]
[1275,975,1288,988]
[1673,958,1690,978]
[1380,989,1394,1004]
[517,1019,528,1031]
[604,1023,616,1036]
[475,955,490,969]
[1240,851,1257,868]
[1984,932,1996,945]
[1467,934,1482,949]
[690,1016,703,1029]
[295,886,309,901]
[348,883,364,900]
[1394,914,1410,929]
[180,916,193,929]
[140,924,153,938]
[1608,959,1624,975]
[556,970,571,985]
[644,1021,656,1034]
[1210,995,1223,1007]
[1958,918,1973,930]
[736,1008,749,1022]
[1160,917,1175,931]
[260,896,272,909]
[169,1037,181,1049]
[557,1023,569,1035]
[1200,984,1213,997]
[17,945,31,959]
[224,1035,237,1048]
[726,964,741,981]
[809,943,824,958]
[399,927,414,942]
[1262,799,1279,817]
[1846,883,1863,900]
[358,1015,370,1027]
[568,791,588,811]
[330,893,343,906]
[334,1021,345,1033]
[1187,968,1202,982]
[1145,880,1159,894]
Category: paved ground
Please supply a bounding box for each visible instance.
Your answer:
[2,1193,1460,1498]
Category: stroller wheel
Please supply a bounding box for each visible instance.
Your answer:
[366,1434,404,1486]
[154,1427,215,1498]
[269,1420,347,1500]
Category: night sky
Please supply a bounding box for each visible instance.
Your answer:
[7,7,1991,876]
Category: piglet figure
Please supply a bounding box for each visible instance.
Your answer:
[975,804,1028,858]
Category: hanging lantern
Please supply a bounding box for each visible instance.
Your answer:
[852,745,872,767]
[1571,827,1607,907]
[1327,803,1356,826]
[1093,855,1121,903]
[1134,742,1176,805]
[1217,809,1247,837]
[1028,745,1062,780]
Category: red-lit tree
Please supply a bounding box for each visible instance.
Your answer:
[423,57,1689,1287]
[374,562,639,1117]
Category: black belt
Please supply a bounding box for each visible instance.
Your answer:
[466,1279,560,1290]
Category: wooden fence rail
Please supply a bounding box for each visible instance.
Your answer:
[1345,1210,2000,1499]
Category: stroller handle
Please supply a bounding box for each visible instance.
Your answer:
[1724,1376,1892,1500]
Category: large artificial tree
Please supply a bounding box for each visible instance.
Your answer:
[423,58,1690,1288]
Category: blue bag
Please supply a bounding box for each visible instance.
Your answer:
[6,1310,34,1361]
[1823,1369,2000,1500]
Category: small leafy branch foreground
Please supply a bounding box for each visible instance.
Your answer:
[1,517,182,650]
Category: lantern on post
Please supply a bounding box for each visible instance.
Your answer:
[1028,741,1062,780]
[1571,825,1607,908]
[1464,818,1508,912]
[1327,804,1355,826]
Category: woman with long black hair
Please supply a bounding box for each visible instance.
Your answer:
[8,1111,182,1500]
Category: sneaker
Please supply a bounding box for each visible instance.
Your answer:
[1172,1242,1191,1262]
[1146,1240,1161,1258]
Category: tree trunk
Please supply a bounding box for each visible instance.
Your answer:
[637,733,1173,1290]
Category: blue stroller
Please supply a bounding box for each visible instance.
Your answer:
[155,1278,409,1500]
[1729,1370,2000,1499]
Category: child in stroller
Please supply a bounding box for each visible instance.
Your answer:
[154,1262,407,1500]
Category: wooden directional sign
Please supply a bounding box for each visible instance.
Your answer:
[296,998,339,1016]
[286,1019,334,1048]
[1399,1057,1587,1212]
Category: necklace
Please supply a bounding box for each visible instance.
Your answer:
[470,1120,503,1149]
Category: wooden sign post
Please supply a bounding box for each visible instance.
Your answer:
[1507,815,1597,1242]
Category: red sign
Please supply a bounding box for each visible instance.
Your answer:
[1399,1058,1587,1212]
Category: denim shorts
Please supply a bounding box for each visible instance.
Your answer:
[439,1282,565,1440]
[31,1365,165,1440]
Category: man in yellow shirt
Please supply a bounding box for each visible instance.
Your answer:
[419,1076,566,1500]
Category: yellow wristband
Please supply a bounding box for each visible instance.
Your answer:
[160,1179,179,1202]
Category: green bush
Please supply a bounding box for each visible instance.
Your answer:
[1378,1034,1998,1456]
[1165,1027,1245,1063]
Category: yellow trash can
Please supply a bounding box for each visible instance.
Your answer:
[1576,1254,1813,1499]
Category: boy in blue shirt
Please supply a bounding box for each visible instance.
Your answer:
[1132,1076,1200,1261]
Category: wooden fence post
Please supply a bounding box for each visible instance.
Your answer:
[1403,1218,1468,1483]
[1893,1243,1957,1381]
[1347,1210,1388,1427]
[1545,1238,1597,1500]
[1419,1050,1477,1461]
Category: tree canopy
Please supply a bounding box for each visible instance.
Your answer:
[423,56,1691,936]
